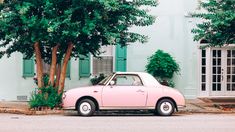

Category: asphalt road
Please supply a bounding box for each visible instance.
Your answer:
[0,113,235,132]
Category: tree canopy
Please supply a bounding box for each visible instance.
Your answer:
[192,0,235,46]
[0,0,157,92]
[0,0,157,61]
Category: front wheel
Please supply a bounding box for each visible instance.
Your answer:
[77,99,96,116]
[156,99,175,116]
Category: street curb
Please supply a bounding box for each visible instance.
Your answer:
[176,111,235,115]
[0,108,64,115]
[1,107,235,115]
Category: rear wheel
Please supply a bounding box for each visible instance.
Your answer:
[77,99,96,116]
[156,99,175,116]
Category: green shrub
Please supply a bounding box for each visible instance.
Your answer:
[146,50,180,87]
[156,78,175,88]
[90,74,106,85]
[33,73,49,86]
[29,86,62,109]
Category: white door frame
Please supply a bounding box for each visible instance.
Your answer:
[199,45,235,97]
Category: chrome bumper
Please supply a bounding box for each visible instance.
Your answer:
[63,106,76,110]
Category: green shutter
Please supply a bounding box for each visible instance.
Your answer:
[66,60,71,78]
[23,57,35,77]
[79,55,90,77]
[115,44,127,72]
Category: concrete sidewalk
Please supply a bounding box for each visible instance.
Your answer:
[181,99,235,114]
[0,101,29,114]
[0,99,235,115]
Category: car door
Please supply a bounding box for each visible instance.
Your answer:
[102,74,147,107]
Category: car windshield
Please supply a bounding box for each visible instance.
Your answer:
[98,74,113,85]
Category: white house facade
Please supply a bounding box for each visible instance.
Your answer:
[0,0,234,101]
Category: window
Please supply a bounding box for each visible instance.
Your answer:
[93,46,113,75]
[42,61,70,78]
[201,49,206,91]
[43,62,50,74]
[23,57,70,78]
[112,74,143,86]
[78,45,127,77]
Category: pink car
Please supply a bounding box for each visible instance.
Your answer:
[62,72,185,116]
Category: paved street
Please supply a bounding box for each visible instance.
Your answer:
[0,113,235,132]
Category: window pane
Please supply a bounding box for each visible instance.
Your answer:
[217,84,221,91]
[232,59,235,65]
[227,84,231,91]
[217,59,221,65]
[232,50,235,57]
[212,84,216,91]
[202,58,206,65]
[232,84,235,91]
[213,59,216,65]
[213,67,216,74]
[218,50,221,57]
[232,75,235,82]
[202,50,206,57]
[202,75,206,82]
[227,59,231,65]
[213,50,216,57]
[99,45,113,56]
[201,83,206,91]
[116,76,133,86]
[227,50,231,57]
[213,75,216,82]
[114,75,142,86]
[227,75,231,82]
[93,56,113,75]
[202,67,206,74]
[43,62,50,74]
[217,75,221,82]
[233,67,235,74]
[217,67,221,74]
[227,67,231,74]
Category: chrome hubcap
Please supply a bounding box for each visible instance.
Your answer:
[79,102,91,115]
[160,102,172,114]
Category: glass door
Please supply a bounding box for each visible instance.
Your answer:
[210,49,223,96]
[210,48,235,96]
[225,49,235,95]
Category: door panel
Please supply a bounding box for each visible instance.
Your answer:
[102,86,147,107]
[102,74,147,107]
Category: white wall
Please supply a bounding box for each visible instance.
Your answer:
[127,0,200,98]
[0,0,201,100]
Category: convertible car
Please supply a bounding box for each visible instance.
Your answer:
[62,72,185,116]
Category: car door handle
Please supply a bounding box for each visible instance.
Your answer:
[136,89,144,93]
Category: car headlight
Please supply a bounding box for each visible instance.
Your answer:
[62,93,66,99]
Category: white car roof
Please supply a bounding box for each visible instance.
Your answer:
[115,71,146,74]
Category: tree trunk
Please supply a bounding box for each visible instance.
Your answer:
[34,42,44,88]
[55,64,61,88]
[58,42,74,94]
[48,44,59,86]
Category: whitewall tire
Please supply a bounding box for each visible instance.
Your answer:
[156,99,175,116]
[77,99,96,116]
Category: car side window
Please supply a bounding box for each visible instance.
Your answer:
[112,74,143,86]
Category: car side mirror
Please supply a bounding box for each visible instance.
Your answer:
[109,80,115,86]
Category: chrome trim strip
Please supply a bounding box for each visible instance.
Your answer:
[63,106,76,110]
[177,105,186,108]
[99,106,155,110]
